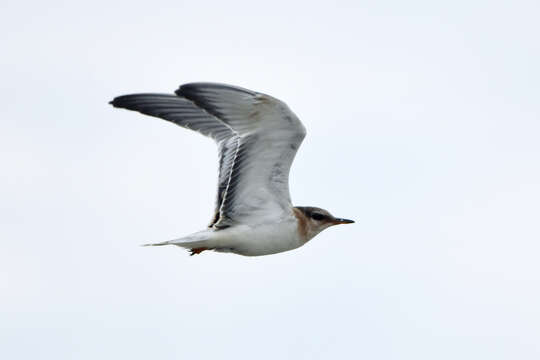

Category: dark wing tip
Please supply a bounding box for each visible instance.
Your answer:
[175,82,257,98]
[109,94,136,109]
[109,93,174,110]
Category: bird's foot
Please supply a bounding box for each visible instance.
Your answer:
[190,247,210,256]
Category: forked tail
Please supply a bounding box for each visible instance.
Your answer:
[141,230,213,249]
[141,240,172,247]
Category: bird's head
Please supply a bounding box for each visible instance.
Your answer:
[293,206,354,241]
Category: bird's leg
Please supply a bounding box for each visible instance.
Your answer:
[190,247,210,256]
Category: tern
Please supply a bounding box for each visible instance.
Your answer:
[110,83,354,256]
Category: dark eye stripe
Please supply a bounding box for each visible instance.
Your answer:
[311,213,325,221]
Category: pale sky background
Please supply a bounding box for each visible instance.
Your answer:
[2,1,539,359]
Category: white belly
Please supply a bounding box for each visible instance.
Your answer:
[212,221,304,256]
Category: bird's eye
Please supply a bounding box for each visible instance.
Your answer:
[311,213,325,221]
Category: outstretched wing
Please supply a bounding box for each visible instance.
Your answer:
[110,83,306,228]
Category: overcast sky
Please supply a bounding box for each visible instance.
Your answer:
[2,1,539,359]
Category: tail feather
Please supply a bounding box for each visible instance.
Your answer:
[141,230,214,249]
[141,240,172,247]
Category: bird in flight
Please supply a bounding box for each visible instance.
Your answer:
[110,83,354,256]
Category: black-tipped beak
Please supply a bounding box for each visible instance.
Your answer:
[333,218,355,224]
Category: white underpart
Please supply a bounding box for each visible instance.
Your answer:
[168,217,305,256]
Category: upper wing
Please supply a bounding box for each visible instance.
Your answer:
[110,83,306,228]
